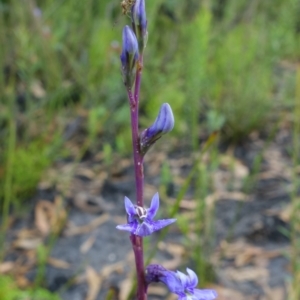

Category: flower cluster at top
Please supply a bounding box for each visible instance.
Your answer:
[120,0,147,88]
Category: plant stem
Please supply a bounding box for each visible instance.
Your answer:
[127,56,147,300]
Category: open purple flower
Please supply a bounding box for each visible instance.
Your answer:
[145,264,217,300]
[116,193,176,236]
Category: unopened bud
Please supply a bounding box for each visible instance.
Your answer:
[131,0,148,53]
[120,25,139,88]
[140,103,174,155]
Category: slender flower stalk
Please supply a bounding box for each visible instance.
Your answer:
[123,4,147,296]
[127,85,147,299]
[117,1,217,299]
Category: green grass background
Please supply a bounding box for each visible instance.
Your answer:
[0,0,299,299]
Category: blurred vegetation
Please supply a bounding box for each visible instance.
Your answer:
[0,0,298,206]
[0,0,299,297]
[0,275,60,300]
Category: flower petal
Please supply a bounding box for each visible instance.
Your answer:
[186,268,198,288]
[193,289,218,300]
[159,271,183,294]
[124,196,136,217]
[116,220,138,233]
[176,270,188,287]
[135,221,153,236]
[152,218,177,232]
[147,193,159,219]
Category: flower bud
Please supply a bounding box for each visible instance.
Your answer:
[120,25,139,88]
[140,103,174,155]
[131,0,148,53]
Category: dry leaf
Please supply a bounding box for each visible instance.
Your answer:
[48,257,70,269]
[16,275,31,288]
[213,154,249,192]
[85,266,102,300]
[76,167,95,180]
[35,197,67,236]
[147,285,167,297]
[80,235,96,253]
[213,286,248,300]
[119,277,133,300]
[100,261,125,277]
[73,192,106,214]
[217,239,286,267]
[35,200,53,236]
[65,214,109,236]
[30,80,46,98]
[265,286,286,300]
[225,266,268,281]
[13,236,42,250]
[0,261,14,274]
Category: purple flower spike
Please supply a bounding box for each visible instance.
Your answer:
[120,25,139,88]
[116,193,176,237]
[145,264,218,300]
[140,103,174,155]
[131,0,148,52]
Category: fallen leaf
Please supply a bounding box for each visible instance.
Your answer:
[13,236,42,250]
[73,192,106,214]
[265,286,286,300]
[35,200,53,236]
[48,257,71,269]
[225,266,268,281]
[85,266,102,300]
[213,285,249,300]
[16,275,30,288]
[119,277,133,300]
[80,235,96,253]
[0,261,14,274]
[65,214,109,236]
[35,197,67,237]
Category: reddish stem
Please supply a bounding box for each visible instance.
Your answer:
[127,56,147,300]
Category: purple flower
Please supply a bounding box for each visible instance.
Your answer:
[131,0,148,52]
[116,193,176,236]
[145,264,217,300]
[140,103,174,155]
[120,25,139,88]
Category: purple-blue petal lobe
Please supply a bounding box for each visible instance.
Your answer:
[193,289,218,300]
[124,196,136,218]
[152,219,177,232]
[147,192,159,219]
[186,268,198,287]
[116,222,137,233]
[135,221,153,236]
